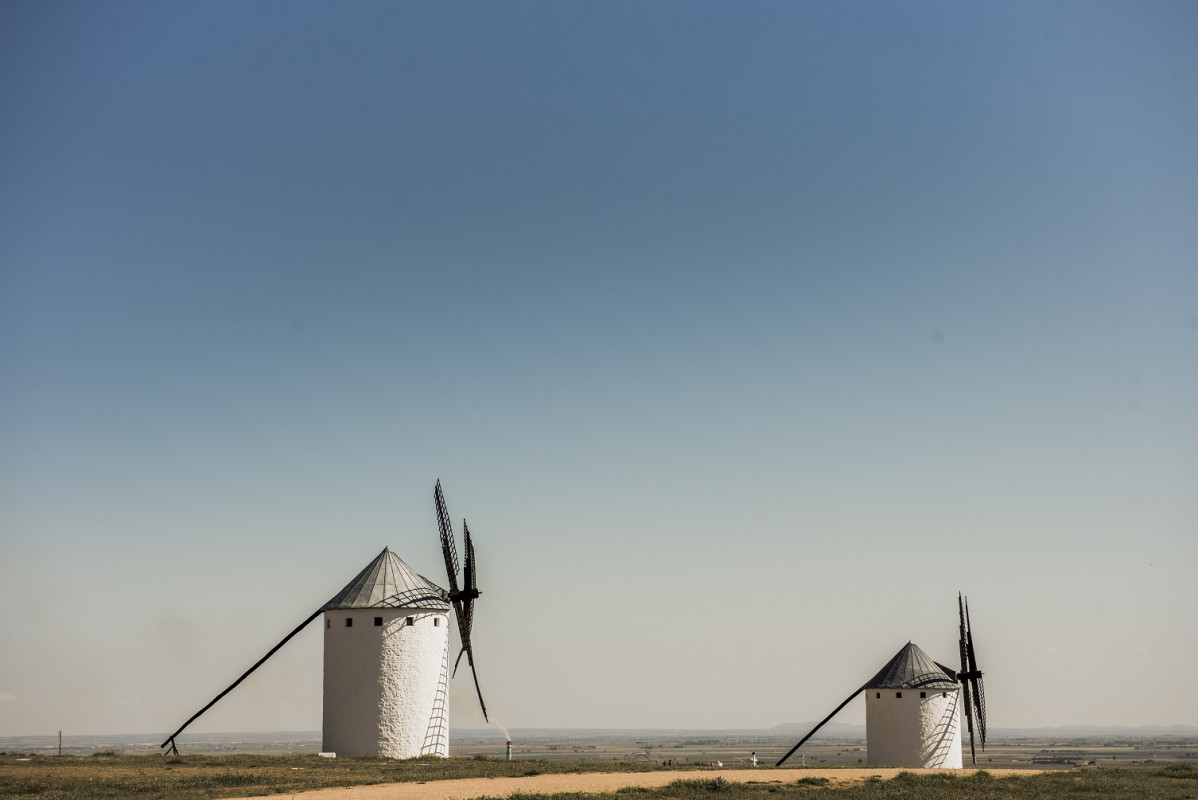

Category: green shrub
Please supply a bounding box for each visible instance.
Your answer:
[1157,763,1197,779]
[669,777,730,792]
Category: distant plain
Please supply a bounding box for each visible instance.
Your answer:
[4,729,1196,769]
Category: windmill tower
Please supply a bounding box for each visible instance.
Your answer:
[158,481,489,759]
[863,642,962,768]
[321,547,452,757]
[777,594,987,769]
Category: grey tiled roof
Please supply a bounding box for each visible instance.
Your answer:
[866,642,958,690]
[323,547,450,611]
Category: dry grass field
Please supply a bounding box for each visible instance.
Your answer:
[1,752,1196,800]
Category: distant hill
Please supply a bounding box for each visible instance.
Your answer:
[456,723,1198,739]
[452,725,865,739]
[988,724,1198,737]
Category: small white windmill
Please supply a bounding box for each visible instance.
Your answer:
[160,481,488,758]
[776,594,987,769]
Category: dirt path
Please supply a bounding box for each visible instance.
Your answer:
[234,767,1044,800]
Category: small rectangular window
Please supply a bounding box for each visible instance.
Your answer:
[942,692,948,698]
[326,619,330,629]
[895,692,902,698]
[406,616,415,626]
[434,618,441,627]
[920,691,927,698]
[345,618,353,628]
[875,692,880,699]
[374,617,383,626]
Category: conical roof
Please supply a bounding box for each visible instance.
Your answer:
[865,642,958,690]
[323,547,450,611]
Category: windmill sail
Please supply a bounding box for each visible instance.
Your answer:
[961,594,987,754]
[434,482,489,722]
[435,480,460,592]
[957,592,987,763]
[459,522,487,719]
[463,523,477,637]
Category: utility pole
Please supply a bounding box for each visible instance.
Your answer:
[58,731,62,756]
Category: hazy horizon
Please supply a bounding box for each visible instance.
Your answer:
[6,721,1198,742]
[2,1,1195,739]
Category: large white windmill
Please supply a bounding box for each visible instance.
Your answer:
[862,641,963,768]
[321,547,453,757]
[776,594,987,769]
[160,481,488,759]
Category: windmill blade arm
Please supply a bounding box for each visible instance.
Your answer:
[465,647,488,722]
[451,598,469,640]
[435,481,460,592]
[958,593,969,676]
[160,607,324,751]
[965,621,981,678]
[961,684,977,764]
[460,524,477,653]
[451,596,474,677]
[775,684,865,766]
[463,523,477,596]
[960,667,976,761]
[452,645,467,678]
[972,677,987,749]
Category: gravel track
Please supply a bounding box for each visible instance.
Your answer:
[230,767,1043,800]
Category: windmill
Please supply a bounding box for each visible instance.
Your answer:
[776,593,987,769]
[159,481,489,758]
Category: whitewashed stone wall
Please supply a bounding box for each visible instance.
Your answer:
[865,687,963,768]
[323,608,450,758]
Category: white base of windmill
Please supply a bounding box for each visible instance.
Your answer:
[865,687,964,768]
[322,608,450,759]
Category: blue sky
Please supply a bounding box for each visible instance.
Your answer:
[1,1,1196,738]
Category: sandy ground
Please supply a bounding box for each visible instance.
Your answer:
[234,767,1044,800]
